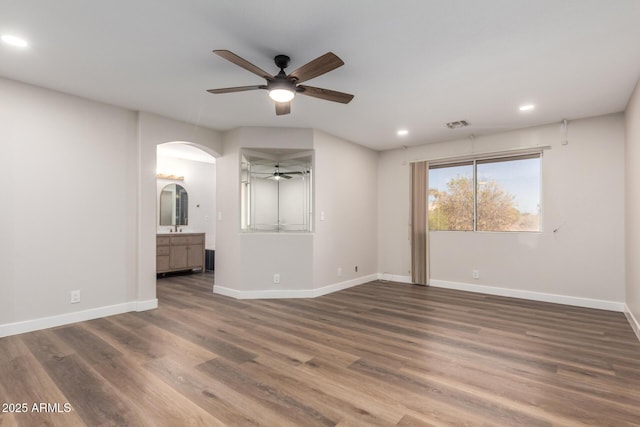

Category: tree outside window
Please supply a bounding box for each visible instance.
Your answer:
[428,154,541,232]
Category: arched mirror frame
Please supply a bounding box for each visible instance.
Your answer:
[159,183,189,226]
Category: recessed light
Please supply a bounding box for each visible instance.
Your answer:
[1,34,28,48]
[397,129,409,136]
[519,104,535,111]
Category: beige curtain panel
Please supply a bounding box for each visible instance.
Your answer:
[410,161,429,285]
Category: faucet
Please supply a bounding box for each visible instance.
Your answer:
[174,224,179,233]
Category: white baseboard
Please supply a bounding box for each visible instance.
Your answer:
[0,299,158,338]
[625,304,640,342]
[375,274,625,312]
[378,273,413,284]
[428,279,624,312]
[136,298,158,311]
[213,274,378,300]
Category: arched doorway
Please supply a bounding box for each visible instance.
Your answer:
[155,141,217,282]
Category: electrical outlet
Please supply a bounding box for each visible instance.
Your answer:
[273,273,280,284]
[472,269,480,279]
[70,290,81,304]
[337,267,342,277]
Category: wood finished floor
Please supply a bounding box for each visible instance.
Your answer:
[1,273,640,426]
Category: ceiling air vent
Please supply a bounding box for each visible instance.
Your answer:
[446,120,469,129]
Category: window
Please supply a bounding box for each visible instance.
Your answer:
[428,153,541,232]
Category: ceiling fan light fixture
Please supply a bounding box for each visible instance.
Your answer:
[269,88,295,103]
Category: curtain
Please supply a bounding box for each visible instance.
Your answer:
[410,161,429,285]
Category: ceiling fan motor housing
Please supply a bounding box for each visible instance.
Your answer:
[274,54,291,70]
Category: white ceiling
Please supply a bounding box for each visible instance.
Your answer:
[157,142,216,164]
[2,0,640,151]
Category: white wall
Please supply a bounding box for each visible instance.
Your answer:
[378,114,626,310]
[625,79,640,337]
[313,130,379,289]
[215,127,379,298]
[137,112,222,302]
[156,157,216,249]
[0,79,223,337]
[0,77,139,333]
[215,127,315,297]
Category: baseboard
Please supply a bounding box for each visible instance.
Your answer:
[625,304,640,343]
[0,299,158,338]
[136,298,158,311]
[429,279,625,312]
[313,274,379,297]
[213,274,378,300]
[374,274,625,312]
[213,286,314,299]
[378,273,413,284]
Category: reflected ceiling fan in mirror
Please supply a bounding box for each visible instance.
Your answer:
[207,50,354,115]
[253,164,309,180]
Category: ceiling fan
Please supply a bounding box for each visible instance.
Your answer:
[207,50,354,115]
[253,165,309,180]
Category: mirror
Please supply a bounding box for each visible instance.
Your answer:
[159,184,188,226]
[241,149,313,232]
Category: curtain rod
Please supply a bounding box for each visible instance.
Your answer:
[409,145,552,165]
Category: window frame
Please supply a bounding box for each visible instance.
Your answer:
[428,151,543,233]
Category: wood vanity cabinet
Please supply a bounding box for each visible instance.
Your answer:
[156,233,205,274]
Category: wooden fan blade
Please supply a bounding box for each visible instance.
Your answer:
[207,85,266,94]
[275,101,291,115]
[213,50,274,81]
[288,52,344,84]
[298,85,354,104]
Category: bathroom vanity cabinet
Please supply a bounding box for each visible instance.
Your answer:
[156,233,205,274]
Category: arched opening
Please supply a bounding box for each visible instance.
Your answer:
[155,141,217,284]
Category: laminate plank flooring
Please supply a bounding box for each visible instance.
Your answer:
[1,272,639,426]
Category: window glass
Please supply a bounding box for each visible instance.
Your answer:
[428,163,474,231]
[476,156,540,232]
[428,153,541,232]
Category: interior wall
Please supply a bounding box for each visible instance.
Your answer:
[214,128,243,293]
[156,157,216,249]
[378,114,626,309]
[625,78,640,336]
[0,78,223,337]
[0,77,138,331]
[215,126,378,297]
[137,112,222,302]
[215,127,314,296]
[312,130,379,289]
